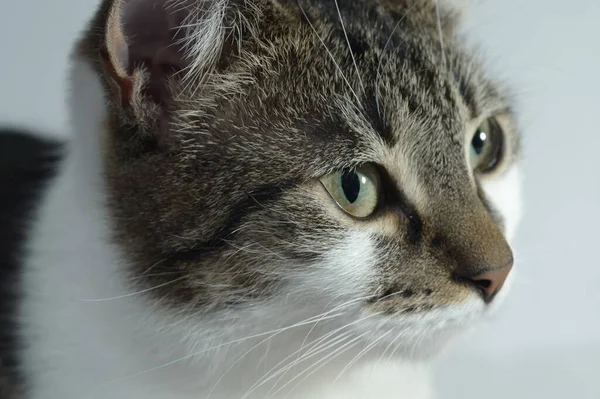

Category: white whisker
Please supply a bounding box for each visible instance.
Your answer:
[375,0,426,115]
[262,333,354,399]
[330,329,392,387]
[297,0,363,107]
[206,297,371,397]
[76,276,187,302]
[333,0,365,94]
[435,0,447,67]
[275,333,370,399]
[97,303,363,388]
[241,310,380,399]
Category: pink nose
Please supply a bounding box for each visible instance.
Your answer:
[456,260,513,303]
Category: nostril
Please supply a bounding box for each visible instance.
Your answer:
[470,278,492,297]
[455,275,496,303]
[472,278,492,291]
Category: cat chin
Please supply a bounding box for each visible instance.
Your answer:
[349,295,488,361]
[381,279,516,361]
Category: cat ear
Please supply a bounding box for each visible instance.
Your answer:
[101,0,226,110]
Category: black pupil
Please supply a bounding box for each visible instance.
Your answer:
[472,129,487,155]
[341,171,361,203]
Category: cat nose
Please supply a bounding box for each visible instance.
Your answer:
[455,260,513,304]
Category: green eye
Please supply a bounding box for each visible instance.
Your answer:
[320,164,381,218]
[470,118,504,173]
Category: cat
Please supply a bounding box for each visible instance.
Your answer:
[1,0,523,398]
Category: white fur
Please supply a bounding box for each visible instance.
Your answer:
[171,0,229,82]
[481,166,523,243]
[18,56,522,399]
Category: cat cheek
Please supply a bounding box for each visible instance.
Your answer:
[310,231,378,299]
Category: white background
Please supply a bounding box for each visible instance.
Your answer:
[1,0,598,398]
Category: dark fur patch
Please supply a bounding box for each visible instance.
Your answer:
[168,178,303,261]
[0,129,62,398]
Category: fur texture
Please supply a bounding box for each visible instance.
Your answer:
[10,0,522,398]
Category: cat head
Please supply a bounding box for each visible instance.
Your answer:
[76,0,521,357]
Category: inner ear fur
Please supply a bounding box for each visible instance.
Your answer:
[102,0,193,111]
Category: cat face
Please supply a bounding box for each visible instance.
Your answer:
[80,0,521,357]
